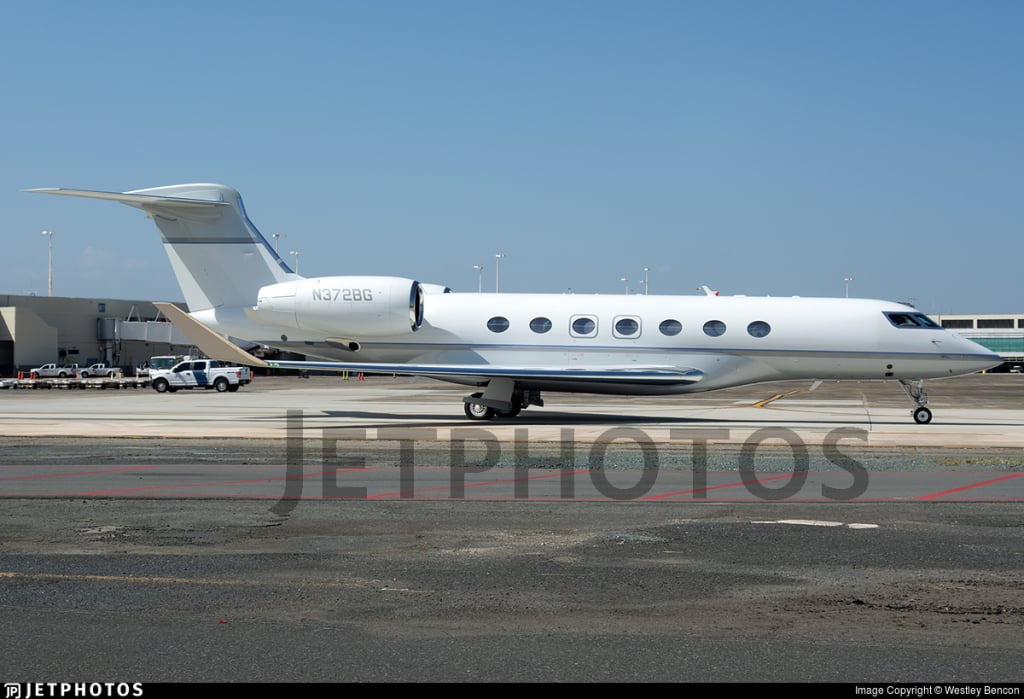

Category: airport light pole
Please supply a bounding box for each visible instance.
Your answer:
[495,253,505,293]
[290,250,301,274]
[621,277,630,294]
[844,276,854,298]
[643,267,650,295]
[272,233,287,254]
[41,230,54,297]
[472,265,483,292]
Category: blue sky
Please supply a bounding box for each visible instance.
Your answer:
[3,1,1021,313]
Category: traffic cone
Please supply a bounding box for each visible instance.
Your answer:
[357,372,364,381]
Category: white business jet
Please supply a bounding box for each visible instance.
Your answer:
[29,183,1001,424]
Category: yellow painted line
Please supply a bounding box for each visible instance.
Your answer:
[753,389,801,408]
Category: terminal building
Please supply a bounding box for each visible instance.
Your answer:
[0,294,194,376]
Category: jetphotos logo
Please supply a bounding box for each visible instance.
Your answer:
[271,410,871,514]
[4,685,142,699]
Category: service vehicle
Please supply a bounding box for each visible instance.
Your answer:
[79,363,120,378]
[150,359,252,393]
[137,354,189,377]
[29,363,80,378]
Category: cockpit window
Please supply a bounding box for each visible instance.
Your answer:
[884,312,941,329]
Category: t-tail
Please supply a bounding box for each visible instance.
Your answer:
[26,183,299,312]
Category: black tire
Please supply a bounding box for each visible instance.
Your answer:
[153,378,169,393]
[912,407,932,425]
[464,393,495,421]
[227,384,240,392]
[214,377,229,393]
[496,394,522,418]
[58,371,67,378]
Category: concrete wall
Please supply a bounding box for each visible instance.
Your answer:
[0,295,194,376]
[0,307,60,369]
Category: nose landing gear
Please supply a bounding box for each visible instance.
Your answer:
[900,379,932,424]
[912,405,933,425]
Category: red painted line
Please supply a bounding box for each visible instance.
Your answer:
[643,472,802,500]
[915,473,1024,500]
[367,468,591,499]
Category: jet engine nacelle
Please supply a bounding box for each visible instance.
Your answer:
[256,276,424,338]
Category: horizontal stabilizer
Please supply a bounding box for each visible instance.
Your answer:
[26,187,230,209]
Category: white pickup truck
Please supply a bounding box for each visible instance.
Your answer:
[150,359,252,393]
[79,363,120,378]
[29,363,80,378]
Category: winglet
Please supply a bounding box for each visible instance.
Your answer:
[154,302,268,368]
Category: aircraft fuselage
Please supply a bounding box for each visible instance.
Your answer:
[193,293,998,396]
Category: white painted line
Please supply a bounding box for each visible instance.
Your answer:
[751,519,878,529]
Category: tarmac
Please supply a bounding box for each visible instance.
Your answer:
[1,373,1022,682]
[2,372,1023,447]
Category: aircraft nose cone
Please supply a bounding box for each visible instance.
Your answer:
[953,337,1003,373]
[969,354,1004,373]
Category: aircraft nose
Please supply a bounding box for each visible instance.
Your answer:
[951,337,1003,373]
[969,353,1004,373]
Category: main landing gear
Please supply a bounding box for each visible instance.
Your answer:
[463,384,542,421]
[899,379,932,424]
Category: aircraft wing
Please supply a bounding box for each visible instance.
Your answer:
[154,303,271,368]
[265,359,704,386]
[153,303,702,387]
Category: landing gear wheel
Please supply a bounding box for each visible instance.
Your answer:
[496,394,522,418]
[912,407,932,425]
[464,393,495,421]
